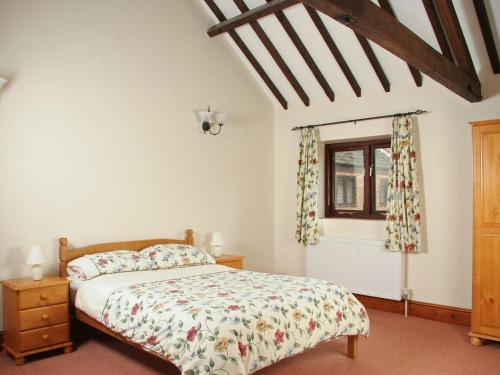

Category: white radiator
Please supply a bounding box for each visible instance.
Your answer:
[307,237,403,301]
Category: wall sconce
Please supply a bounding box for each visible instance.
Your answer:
[197,106,226,135]
[0,77,7,92]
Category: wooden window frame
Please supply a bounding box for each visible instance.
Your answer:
[325,138,391,220]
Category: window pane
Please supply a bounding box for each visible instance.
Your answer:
[334,150,364,210]
[374,147,391,211]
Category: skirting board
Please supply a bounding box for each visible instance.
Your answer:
[354,294,471,326]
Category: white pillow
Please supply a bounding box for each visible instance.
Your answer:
[140,244,215,270]
[67,250,151,280]
[67,257,100,280]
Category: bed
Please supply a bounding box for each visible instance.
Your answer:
[60,229,369,374]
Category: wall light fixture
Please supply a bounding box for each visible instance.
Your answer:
[197,106,226,135]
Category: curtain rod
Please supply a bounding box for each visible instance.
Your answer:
[291,109,428,131]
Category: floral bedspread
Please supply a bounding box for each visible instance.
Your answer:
[101,269,369,375]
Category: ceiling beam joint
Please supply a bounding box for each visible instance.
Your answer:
[431,0,478,81]
[204,0,288,109]
[207,0,300,38]
[421,0,454,62]
[232,0,310,106]
[302,0,481,102]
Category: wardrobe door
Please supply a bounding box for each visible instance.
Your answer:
[472,122,500,339]
[479,237,500,336]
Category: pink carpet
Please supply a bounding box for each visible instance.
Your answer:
[1,309,499,374]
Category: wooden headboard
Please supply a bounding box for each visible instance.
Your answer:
[58,229,194,277]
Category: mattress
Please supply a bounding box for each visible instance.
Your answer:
[69,278,82,304]
[74,264,229,321]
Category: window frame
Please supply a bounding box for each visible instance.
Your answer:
[325,138,391,220]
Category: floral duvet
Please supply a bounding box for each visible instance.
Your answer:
[101,268,369,375]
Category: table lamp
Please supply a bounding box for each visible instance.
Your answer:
[210,232,224,257]
[26,245,46,280]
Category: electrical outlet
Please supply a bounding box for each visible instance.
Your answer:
[402,288,412,300]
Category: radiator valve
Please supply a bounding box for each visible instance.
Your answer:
[401,288,412,300]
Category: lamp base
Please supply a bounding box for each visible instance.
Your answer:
[211,246,222,257]
[31,264,43,281]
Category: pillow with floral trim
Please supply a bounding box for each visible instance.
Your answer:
[139,244,215,269]
[67,250,151,280]
[67,257,100,281]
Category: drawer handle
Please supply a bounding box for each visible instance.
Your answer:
[40,294,48,300]
[42,334,49,340]
[41,314,49,320]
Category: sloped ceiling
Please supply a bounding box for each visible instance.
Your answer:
[201,0,500,108]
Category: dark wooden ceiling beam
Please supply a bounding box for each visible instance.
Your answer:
[207,0,300,38]
[304,5,361,97]
[356,34,390,92]
[302,0,481,102]
[432,0,478,80]
[204,0,288,109]
[264,0,335,101]
[378,0,422,87]
[233,0,309,106]
[421,0,453,61]
[473,0,500,74]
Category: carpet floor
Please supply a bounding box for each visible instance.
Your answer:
[1,309,499,375]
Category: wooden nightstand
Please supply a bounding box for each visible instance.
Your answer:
[2,276,73,365]
[215,254,244,270]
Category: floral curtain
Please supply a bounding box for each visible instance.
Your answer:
[296,128,319,245]
[385,116,422,253]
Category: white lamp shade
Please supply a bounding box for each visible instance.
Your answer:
[0,77,7,90]
[210,232,224,246]
[26,246,46,265]
[198,110,212,123]
[215,113,226,125]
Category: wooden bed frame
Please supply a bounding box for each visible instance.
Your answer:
[58,228,359,366]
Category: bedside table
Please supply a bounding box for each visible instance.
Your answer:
[214,254,244,270]
[2,276,73,365]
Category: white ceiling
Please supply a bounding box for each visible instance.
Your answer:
[201,0,500,108]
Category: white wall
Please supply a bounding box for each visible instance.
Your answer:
[274,73,500,310]
[0,0,275,329]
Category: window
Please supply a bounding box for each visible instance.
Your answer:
[325,138,391,219]
[336,175,357,207]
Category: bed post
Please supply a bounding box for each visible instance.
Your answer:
[185,229,194,246]
[59,237,69,278]
[347,335,358,359]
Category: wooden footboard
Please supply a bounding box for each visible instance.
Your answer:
[347,335,358,359]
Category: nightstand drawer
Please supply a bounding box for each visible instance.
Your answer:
[18,284,68,310]
[221,260,243,269]
[19,323,69,352]
[215,254,244,270]
[19,304,68,331]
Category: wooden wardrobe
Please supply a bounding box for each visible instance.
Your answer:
[469,119,500,346]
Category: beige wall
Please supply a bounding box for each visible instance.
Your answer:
[274,74,500,309]
[0,0,275,328]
